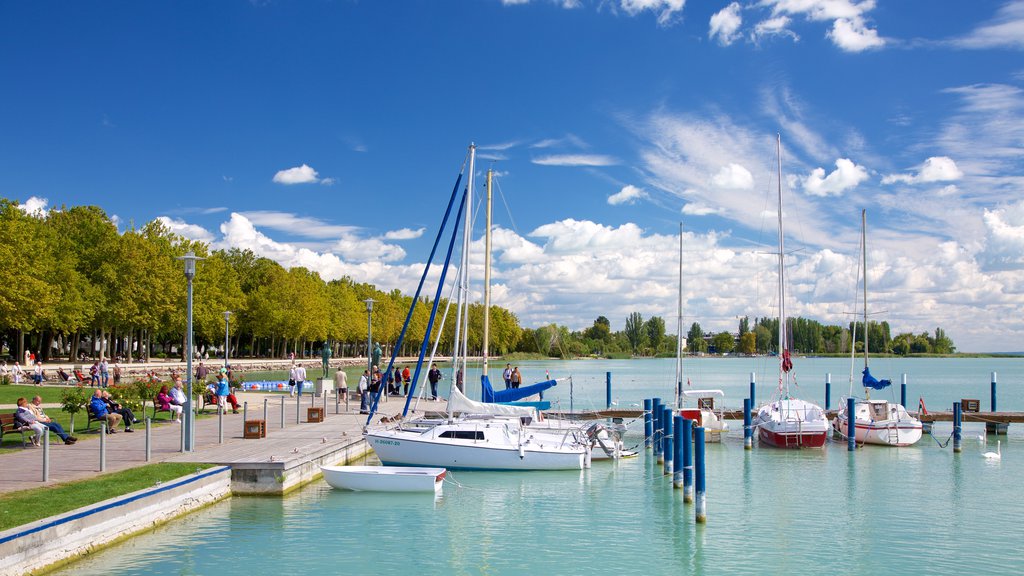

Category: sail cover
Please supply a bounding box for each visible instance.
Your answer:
[446,383,538,418]
[862,367,892,390]
[481,375,557,403]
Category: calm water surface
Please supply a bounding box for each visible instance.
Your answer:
[55,358,1022,575]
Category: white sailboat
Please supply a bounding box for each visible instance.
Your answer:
[365,144,592,470]
[832,210,922,447]
[752,134,830,449]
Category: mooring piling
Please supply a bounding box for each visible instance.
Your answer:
[749,372,756,409]
[953,401,962,453]
[825,373,831,410]
[682,417,693,503]
[653,397,663,462]
[663,406,673,476]
[991,371,997,412]
[743,398,752,450]
[672,415,684,488]
[643,398,653,448]
[606,372,612,410]
[847,397,856,451]
[901,374,907,408]
[988,372,1006,434]
[694,426,706,523]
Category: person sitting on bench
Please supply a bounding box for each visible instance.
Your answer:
[15,397,47,446]
[156,385,183,423]
[29,395,76,444]
[90,388,123,433]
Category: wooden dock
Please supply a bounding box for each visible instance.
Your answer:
[562,408,1024,424]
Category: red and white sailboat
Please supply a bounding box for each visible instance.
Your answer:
[752,135,830,448]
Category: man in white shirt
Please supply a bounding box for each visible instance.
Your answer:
[295,363,307,397]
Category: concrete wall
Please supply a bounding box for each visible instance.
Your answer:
[0,466,231,576]
[230,438,372,495]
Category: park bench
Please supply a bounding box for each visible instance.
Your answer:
[0,413,32,447]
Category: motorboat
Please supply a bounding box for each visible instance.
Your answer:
[321,465,446,493]
[679,389,729,442]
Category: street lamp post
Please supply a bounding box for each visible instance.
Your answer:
[177,251,204,452]
[223,311,232,370]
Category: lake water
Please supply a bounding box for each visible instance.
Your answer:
[54,358,1022,575]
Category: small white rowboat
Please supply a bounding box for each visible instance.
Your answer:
[320,465,446,493]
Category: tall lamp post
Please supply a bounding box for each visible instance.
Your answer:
[223,311,232,370]
[363,299,375,378]
[177,251,204,452]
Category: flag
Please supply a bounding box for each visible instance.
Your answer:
[687,378,691,387]
[918,397,928,415]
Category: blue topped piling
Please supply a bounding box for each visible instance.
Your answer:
[988,372,1004,435]
[991,371,997,412]
[606,372,612,410]
[673,415,684,488]
[643,399,653,448]
[743,398,752,450]
[901,374,907,408]
[653,398,663,461]
[825,373,831,410]
[953,401,962,453]
[682,418,693,503]
[663,406,674,476]
[749,372,756,409]
[847,397,856,451]
[694,426,707,523]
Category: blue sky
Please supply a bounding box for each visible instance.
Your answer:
[3,1,1023,352]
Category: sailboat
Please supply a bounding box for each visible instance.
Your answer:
[752,135,830,449]
[365,144,593,470]
[831,210,922,447]
[674,223,729,442]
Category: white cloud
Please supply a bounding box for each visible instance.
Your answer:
[828,17,885,51]
[752,15,797,42]
[384,228,426,240]
[272,164,321,185]
[802,158,869,196]
[320,177,336,186]
[709,3,743,46]
[953,1,1024,50]
[759,0,884,51]
[532,154,618,166]
[711,163,754,190]
[979,201,1024,270]
[608,185,648,205]
[620,0,686,26]
[156,216,216,243]
[681,202,720,216]
[531,134,588,149]
[18,196,48,217]
[239,211,357,239]
[881,156,963,185]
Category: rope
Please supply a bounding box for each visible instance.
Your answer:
[929,429,953,449]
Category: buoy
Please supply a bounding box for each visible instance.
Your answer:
[277,383,285,389]
[983,440,1001,460]
[251,384,258,390]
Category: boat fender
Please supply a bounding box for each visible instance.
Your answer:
[519,445,525,459]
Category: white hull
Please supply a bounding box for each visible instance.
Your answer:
[753,397,830,448]
[366,421,586,471]
[321,465,445,492]
[833,400,922,447]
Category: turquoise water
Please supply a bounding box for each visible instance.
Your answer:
[54,358,1022,575]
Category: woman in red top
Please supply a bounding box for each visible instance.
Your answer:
[156,385,183,423]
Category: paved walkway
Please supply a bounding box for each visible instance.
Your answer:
[0,391,446,494]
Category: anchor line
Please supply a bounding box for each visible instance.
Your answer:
[928,429,954,449]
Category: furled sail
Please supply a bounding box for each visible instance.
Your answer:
[480,375,557,403]
[862,366,892,390]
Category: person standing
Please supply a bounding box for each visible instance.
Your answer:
[112,362,122,384]
[511,367,522,389]
[502,363,513,389]
[427,364,442,401]
[195,361,209,385]
[89,361,100,386]
[358,370,370,414]
[12,362,22,384]
[288,363,298,397]
[99,358,109,387]
[334,368,348,402]
[402,366,411,395]
[215,368,236,413]
[321,343,332,377]
[295,363,307,397]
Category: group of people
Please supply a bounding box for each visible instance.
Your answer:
[88,388,140,433]
[355,363,444,414]
[14,395,77,445]
[1,361,48,386]
[501,363,523,389]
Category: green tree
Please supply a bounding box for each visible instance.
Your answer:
[623,312,646,355]
[686,322,706,354]
[645,316,666,353]
[584,316,611,342]
[711,331,735,354]
[739,332,757,355]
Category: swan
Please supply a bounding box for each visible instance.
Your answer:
[982,440,1001,460]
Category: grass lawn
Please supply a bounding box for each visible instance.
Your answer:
[0,384,70,405]
[0,462,215,531]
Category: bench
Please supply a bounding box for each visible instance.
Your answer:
[0,413,32,447]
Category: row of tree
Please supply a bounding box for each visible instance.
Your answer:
[0,200,956,362]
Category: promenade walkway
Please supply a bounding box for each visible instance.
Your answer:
[0,391,446,494]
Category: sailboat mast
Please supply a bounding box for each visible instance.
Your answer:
[862,209,869,369]
[776,134,787,390]
[675,222,683,409]
[451,143,475,393]
[482,168,493,377]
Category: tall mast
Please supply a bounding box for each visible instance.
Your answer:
[675,222,683,409]
[451,143,475,392]
[482,168,493,377]
[776,134,787,391]
[862,209,869,370]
